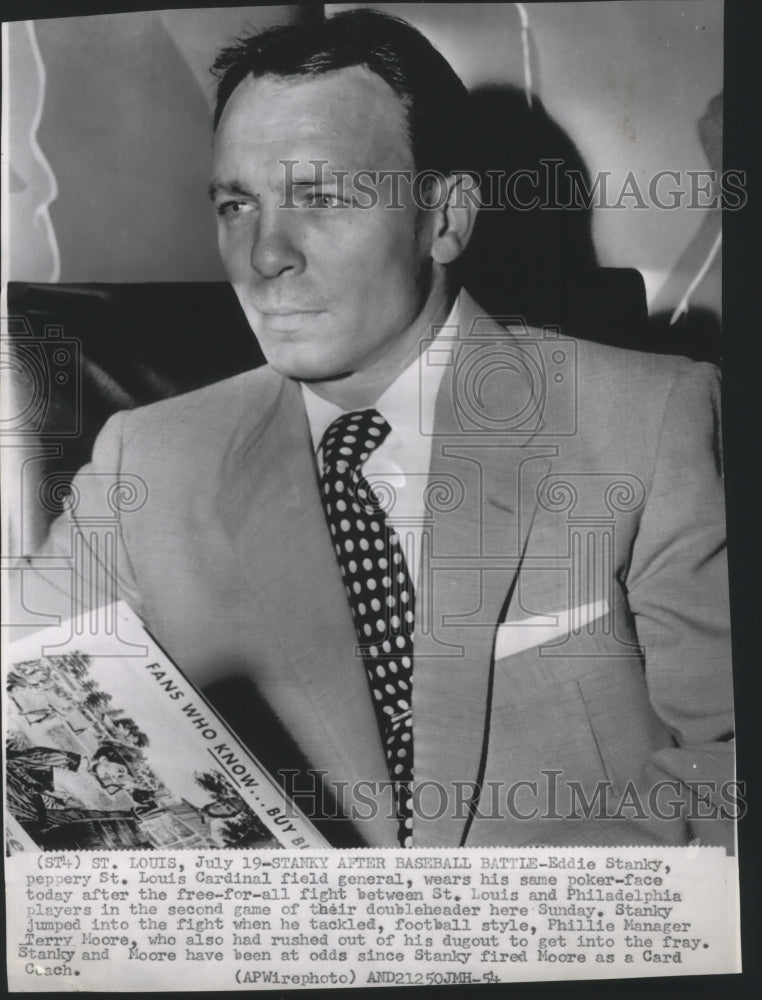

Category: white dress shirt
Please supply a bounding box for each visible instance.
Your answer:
[300,297,458,590]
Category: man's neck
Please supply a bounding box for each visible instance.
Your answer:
[299,284,458,411]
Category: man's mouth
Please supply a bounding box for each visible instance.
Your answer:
[259,309,326,332]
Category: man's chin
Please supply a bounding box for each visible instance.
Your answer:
[295,370,353,385]
[265,356,353,384]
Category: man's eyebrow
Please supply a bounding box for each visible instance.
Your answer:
[208,179,254,201]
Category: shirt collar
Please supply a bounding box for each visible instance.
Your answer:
[300,294,460,453]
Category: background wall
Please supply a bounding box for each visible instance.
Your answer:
[5,2,722,317]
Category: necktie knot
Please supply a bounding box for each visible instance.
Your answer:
[320,409,390,477]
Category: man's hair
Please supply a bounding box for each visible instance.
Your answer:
[211,8,471,175]
[92,744,129,767]
[131,787,156,806]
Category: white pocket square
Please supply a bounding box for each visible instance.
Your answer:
[494,598,609,661]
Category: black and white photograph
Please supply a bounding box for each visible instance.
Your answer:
[2,0,750,991]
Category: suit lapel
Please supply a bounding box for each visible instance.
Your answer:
[413,295,554,845]
[217,373,399,845]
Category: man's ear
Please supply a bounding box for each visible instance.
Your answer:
[429,172,481,265]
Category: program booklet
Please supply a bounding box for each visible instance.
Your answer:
[3,601,328,852]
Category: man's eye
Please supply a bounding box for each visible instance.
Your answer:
[307,192,341,209]
[217,200,254,218]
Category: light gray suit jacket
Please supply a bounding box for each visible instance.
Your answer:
[15,293,734,849]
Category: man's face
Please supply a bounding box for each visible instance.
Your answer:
[95,760,130,787]
[211,67,434,382]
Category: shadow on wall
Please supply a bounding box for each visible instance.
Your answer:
[460,84,721,362]
[463,85,597,320]
[461,85,647,348]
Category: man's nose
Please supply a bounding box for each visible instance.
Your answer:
[249,210,306,279]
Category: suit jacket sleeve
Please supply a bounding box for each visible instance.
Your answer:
[625,360,736,846]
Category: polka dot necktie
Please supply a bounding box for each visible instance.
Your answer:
[318,409,414,847]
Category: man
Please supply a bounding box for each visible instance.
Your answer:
[13,9,733,848]
[5,742,147,845]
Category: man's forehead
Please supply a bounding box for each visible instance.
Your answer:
[213,66,411,164]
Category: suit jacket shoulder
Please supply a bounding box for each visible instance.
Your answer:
[570,336,721,472]
[118,364,290,464]
[574,333,718,395]
[456,290,719,445]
